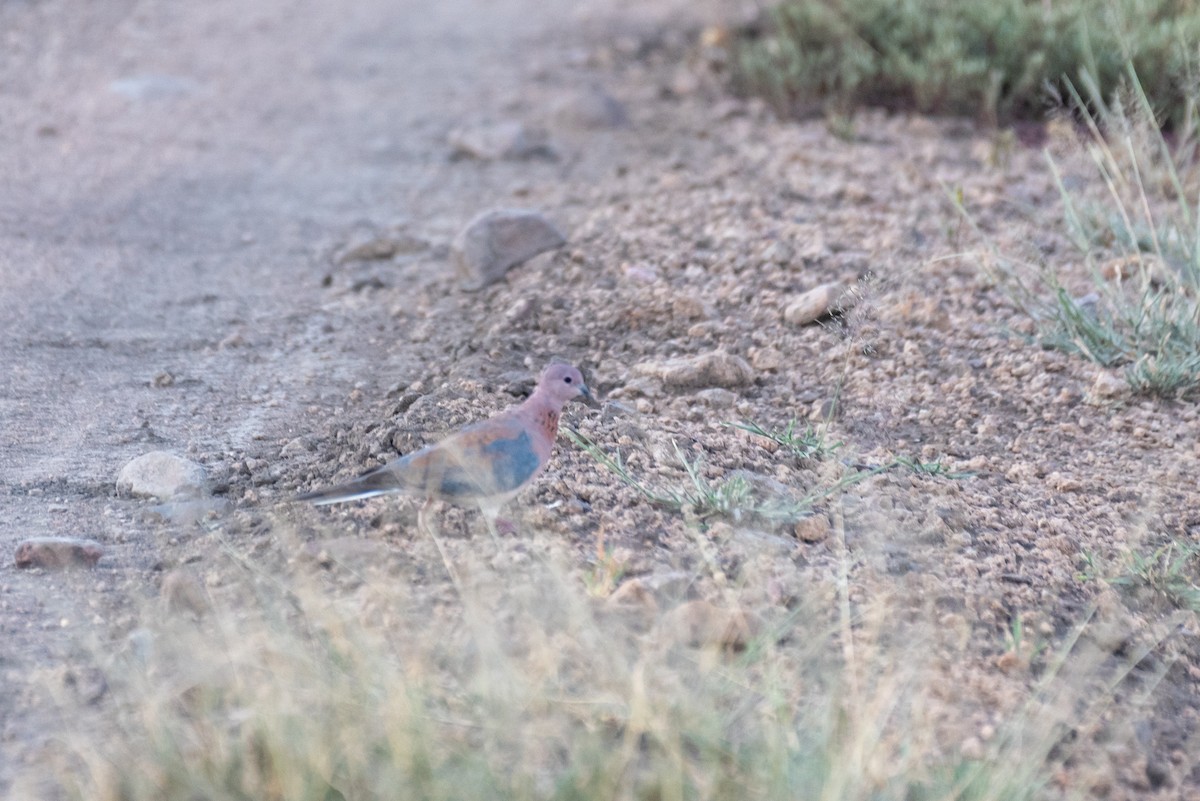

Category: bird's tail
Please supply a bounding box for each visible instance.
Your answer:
[295,466,404,506]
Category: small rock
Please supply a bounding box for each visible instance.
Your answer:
[1074,292,1100,317]
[1045,471,1083,493]
[730,527,794,557]
[151,371,175,388]
[731,470,793,501]
[554,85,629,129]
[994,647,1030,674]
[117,451,206,500]
[503,296,539,324]
[1145,759,1171,789]
[609,376,662,399]
[710,98,748,121]
[608,577,655,606]
[696,388,738,408]
[62,667,108,705]
[960,736,985,761]
[335,230,428,264]
[636,351,754,390]
[281,436,315,456]
[624,263,659,283]
[452,209,566,289]
[297,537,391,569]
[749,346,785,371]
[606,578,659,628]
[783,282,855,326]
[761,240,794,266]
[1004,462,1038,483]
[1100,254,1168,284]
[666,67,700,98]
[1088,370,1130,401]
[661,600,760,652]
[125,628,156,665]
[161,569,209,618]
[636,570,694,598]
[700,25,731,48]
[672,295,708,319]
[15,538,105,569]
[793,514,831,543]
[448,121,555,161]
[143,497,230,525]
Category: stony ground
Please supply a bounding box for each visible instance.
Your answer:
[2,0,1199,797]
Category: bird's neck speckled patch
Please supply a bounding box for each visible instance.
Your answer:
[541,409,560,439]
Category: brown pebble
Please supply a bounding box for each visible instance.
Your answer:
[794,514,831,543]
[661,599,760,652]
[605,578,660,629]
[14,538,105,569]
[1088,370,1129,402]
[607,577,658,611]
[160,569,210,618]
[636,350,755,390]
[783,282,855,326]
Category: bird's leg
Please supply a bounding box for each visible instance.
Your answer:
[417,497,437,538]
[482,509,501,546]
[418,498,468,595]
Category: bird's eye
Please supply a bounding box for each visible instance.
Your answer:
[564,376,573,384]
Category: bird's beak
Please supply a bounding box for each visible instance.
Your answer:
[579,383,598,407]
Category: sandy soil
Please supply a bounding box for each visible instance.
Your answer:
[2,0,1198,797]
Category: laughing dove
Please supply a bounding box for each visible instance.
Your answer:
[296,363,592,531]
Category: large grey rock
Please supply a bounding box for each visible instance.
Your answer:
[554,86,629,130]
[453,209,566,289]
[117,451,206,499]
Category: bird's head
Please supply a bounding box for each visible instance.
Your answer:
[538,362,593,407]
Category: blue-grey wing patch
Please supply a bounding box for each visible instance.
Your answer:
[437,430,540,499]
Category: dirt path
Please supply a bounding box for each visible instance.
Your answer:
[0,0,708,786]
[3,0,1199,797]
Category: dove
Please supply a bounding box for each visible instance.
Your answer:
[296,363,592,534]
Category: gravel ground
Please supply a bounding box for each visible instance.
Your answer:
[2,0,1198,797]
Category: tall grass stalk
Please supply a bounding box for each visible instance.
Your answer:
[960,66,1200,396]
[38,529,1149,801]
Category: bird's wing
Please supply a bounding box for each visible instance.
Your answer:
[393,415,543,500]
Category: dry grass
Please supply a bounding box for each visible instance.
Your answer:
[955,65,1200,397]
[23,509,1171,801]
